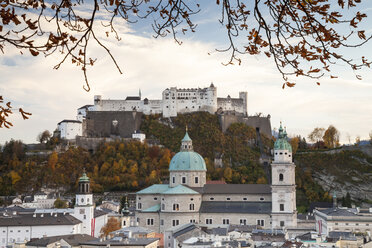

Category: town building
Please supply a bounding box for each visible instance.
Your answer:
[0,174,109,248]
[314,207,372,236]
[134,124,297,238]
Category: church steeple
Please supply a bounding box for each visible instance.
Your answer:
[180,127,193,151]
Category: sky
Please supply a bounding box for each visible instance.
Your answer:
[1,2,372,145]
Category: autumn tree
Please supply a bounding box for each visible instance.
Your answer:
[355,135,361,146]
[308,127,325,149]
[1,0,372,127]
[37,130,51,144]
[289,137,300,155]
[100,217,121,238]
[323,125,340,148]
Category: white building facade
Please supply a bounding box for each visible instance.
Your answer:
[57,120,82,140]
[135,124,297,236]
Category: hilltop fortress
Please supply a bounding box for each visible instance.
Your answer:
[57,84,271,147]
[88,84,247,118]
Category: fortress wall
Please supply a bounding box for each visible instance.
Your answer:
[218,114,272,138]
[85,111,143,138]
[217,98,245,113]
[99,100,142,111]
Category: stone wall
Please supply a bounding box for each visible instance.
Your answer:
[218,114,272,138]
[85,111,142,138]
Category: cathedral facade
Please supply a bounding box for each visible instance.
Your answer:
[135,124,297,233]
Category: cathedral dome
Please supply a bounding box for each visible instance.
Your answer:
[169,131,207,171]
[274,124,292,152]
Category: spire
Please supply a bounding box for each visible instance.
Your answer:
[283,126,288,138]
[181,127,193,151]
[122,196,130,216]
[278,122,284,139]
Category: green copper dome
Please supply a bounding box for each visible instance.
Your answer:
[169,131,207,171]
[274,124,292,152]
[79,172,90,182]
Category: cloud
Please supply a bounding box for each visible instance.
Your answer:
[1,17,372,145]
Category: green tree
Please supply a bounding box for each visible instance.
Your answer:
[54,198,68,208]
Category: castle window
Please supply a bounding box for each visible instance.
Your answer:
[285,152,287,155]
[257,219,264,226]
[84,215,86,220]
[161,219,164,225]
[147,218,154,226]
[206,219,213,224]
[289,155,291,157]
[172,177,175,184]
[182,177,186,184]
[189,204,195,210]
[243,198,247,201]
[280,204,284,211]
[260,197,265,201]
[154,197,157,200]
[280,221,285,227]
[195,177,199,184]
[275,152,278,155]
[223,219,230,225]
[210,197,214,201]
[280,152,283,155]
[173,204,179,211]
[161,204,165,210]
[240,219,247,225]
[138,203,142,209]
[226,198,231,201]
[279,174,284,181]
[172,220,179,226]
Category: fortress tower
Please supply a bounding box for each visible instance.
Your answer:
[271,124,297,228]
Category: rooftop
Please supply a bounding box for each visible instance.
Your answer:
[26,234,98,247]
[0,213,81,227]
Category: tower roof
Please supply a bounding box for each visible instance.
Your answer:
[274,123,292,152]
[79,172,90,182]
[182,131,192,142]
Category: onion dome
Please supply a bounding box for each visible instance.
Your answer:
[169,131,207,171]
[274,123,292,152]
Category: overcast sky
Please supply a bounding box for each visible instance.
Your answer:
[1,2,372,145]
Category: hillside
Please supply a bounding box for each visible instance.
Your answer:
[0,112,370,210]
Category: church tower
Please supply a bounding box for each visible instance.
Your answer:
[74,172,95,236]
[271,123,297,228]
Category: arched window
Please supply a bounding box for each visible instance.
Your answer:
[173,204,179,211]
[189,204,195,210]
[161,204,165,211]
[279,173,284,181]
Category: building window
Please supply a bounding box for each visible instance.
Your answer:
[172,220,179,226]
[240,219,247,225]
[257,220,264,227]
[147,219,154,226]
[182,177,186,184]
[172,177,175,184]
[154,197,157,200]
[195,177,199,184]
[189,203,195,210]
[206,219,213,224]
[161,219,164,225]
[226,197,231,201]
[223,219,230,225]
[173,204,179,211]
[138,203,142,209]
[335,223,338,225]
[345,223,349,225]
[280,204,284,211]
[84,215,86,220]
[190,198,194,201]
[210,197,214,200]
[190,219,196,223]
[243,198,247,201]
[161,204,165,210]
[280,221,285,227]
[260,197,265,201]
[137,217,140,223]
[279,173,284,181]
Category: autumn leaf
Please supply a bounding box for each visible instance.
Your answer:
[29,49,39,56]
[357,30,366,40]
[330,75,338,79]
[286,82,296,87]
[19,108,32,120]
[316,82,320,85]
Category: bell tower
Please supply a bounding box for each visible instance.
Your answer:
[271,123,297,229]
[74,171,95,236]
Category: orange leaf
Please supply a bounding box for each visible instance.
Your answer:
[286,82,296,87]
[29,49,39,56]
